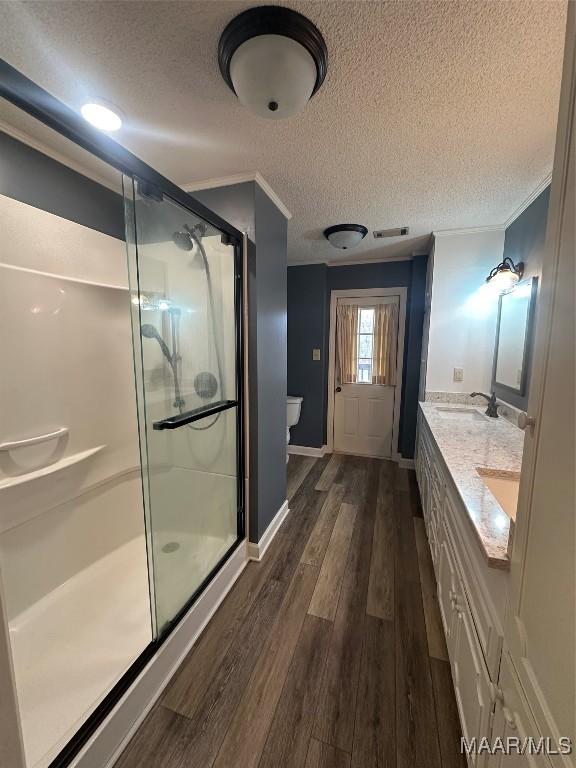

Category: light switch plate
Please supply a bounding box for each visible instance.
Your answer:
[453,367,464,383]
[313,348,321,361]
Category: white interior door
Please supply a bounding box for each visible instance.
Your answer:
[333,296,399,458]
[503,10,575,758]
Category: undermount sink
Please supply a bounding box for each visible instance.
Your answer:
[435,406,486,421]
[477,468,521,521]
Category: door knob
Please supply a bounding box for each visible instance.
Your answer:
[517,412,536,431]
[335,386,342,392]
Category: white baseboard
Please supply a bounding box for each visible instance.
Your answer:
[288,444,328,457]
[71,543,248,768]
[397,457,415,469]
[247,499,289,561]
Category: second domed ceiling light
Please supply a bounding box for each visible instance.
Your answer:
[218,5,327,119]
[324,224,368,250]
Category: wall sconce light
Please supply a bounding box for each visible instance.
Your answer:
[486,257,524,293]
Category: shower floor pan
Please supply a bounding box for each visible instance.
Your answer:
[9,537,152,768]
[9,528,236,768]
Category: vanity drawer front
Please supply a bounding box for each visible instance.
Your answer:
[430,455,445,501]
[444,487,507,681]
[417,439,432,517]
[415,414,424,482]
[428,517,439,571]
[430,481,442,528]
[429,484,442,570]
[420,420,434,460]
[421,422,444,499]
[436,517,462,660]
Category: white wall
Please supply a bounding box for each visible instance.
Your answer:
[426,229,505,394]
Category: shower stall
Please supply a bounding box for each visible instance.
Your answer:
[0,61,244,768]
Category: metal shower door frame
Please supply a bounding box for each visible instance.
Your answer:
[0,58,245,768]
[124,173,246,641]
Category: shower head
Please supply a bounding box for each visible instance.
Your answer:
[140,323,173,363]
[172,222,208,252]
[172,230,193,251]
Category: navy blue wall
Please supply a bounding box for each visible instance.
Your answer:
[494,186,550,410]
[502,187,550,279]
[0,130,124,238]
[253,185,288,538]
[400,255,427,457]
[194,182,288,541]
[287,264,328,447]
[287,257,428,458]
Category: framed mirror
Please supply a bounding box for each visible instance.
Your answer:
[492,277,538,409]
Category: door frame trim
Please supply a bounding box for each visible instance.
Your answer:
[326,287,407,461]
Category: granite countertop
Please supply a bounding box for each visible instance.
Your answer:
[419,402,525,569]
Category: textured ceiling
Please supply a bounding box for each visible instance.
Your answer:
[0,1,567,263]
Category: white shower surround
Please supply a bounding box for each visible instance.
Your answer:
[0,195,151,768]
[0,194,241,767]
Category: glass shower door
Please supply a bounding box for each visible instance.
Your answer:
[124,177,243,634]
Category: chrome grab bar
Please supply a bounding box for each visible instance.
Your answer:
[0,427,69,452]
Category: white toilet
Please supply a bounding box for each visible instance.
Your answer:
[286,396,303,462]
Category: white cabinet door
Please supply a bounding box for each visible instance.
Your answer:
[436,519,460,659]
[487,652,554,768]
[453,600,494,768]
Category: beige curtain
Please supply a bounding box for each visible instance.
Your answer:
[336,304,359,383]
[372,302,399,385]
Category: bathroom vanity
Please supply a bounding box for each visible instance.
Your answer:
[415,403,524,762]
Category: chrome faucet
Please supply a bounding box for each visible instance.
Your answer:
[470,392,499,418]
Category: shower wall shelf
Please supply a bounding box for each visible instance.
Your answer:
[0,446,106,535]
[0,446,104,491]
[0,261,129,291]
[0,426,69,452]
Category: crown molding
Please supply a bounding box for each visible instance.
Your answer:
[182,172,292,221]
[433,224,505,237]
[503,173,552,228]
[287,259,328,266]
[287,254,416,267]
[433,174,552,239]
[328,254,414,266]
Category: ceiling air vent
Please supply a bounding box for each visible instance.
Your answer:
[373,227,409,239]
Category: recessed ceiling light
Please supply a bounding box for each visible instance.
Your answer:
[80,101,122,132]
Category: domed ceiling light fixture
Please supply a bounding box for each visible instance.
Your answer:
[324,224,368,250]
[486,257,524,293]
[218,5,327,120]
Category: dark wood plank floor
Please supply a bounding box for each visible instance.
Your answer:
[116,454,465,768]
